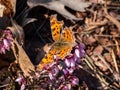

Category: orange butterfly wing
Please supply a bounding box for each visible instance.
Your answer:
[55,27,75,59]
[37,15,63,69]
[61,27,75,43]
[37,15,75,70]
[37,49,56,69]
[50,15,64,41]
[56,46,72,59]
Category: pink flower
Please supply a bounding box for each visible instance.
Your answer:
[71,77,79,86]
[0,44,5,54]
[3,39,11,50]
[58,82,70,90]
[0,30,13,54]
[78,43,85,57]
[61,85,69,90]
[3,30,13,40]
[65,56,75,68]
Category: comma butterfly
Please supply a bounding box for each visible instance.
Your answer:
[37,15,75,69]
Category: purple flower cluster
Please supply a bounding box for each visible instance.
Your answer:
[0,30,13,54]
[14,44,85,90]
[35,43,85,89]
[65,44,85,68]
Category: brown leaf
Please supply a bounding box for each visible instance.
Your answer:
[0,0,15,17]
[12,40,35,77]
[83,35,96,45]
[9,0,16,16]
[0,3,6,17]
[7,18,24,45]
[93,45,103,55]
[94,60,108,72]
[97,37,111,46]
[27,0,91,20]
[103,53,113,63]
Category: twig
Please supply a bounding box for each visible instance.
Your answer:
[103,44,120,47]
[78,65,95,77]
[98,55,113,73]
[95,34,120,38]
[103,3,120,33]
[111,50,119,73]
[114,39,120,57]
[82,19,108,34]
[84,55,95,70]
[0,84,9,88]
[107,2,120,8]
[95,73,109,89]
[84,55,109,89]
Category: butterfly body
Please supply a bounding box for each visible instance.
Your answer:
[53,39,71,49]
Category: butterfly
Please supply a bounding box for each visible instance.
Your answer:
[37,15,75,69]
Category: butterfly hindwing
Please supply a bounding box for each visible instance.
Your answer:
[37,49,56,69]
[61,27,75,43]
[56,46,72,59]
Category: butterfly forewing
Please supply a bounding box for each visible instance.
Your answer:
[61,27,75,43]
[50,15,63,41]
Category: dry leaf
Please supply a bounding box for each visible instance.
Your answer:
[93,45,103,55]
[94,60,108,71]
[12,40,35,77]
[0,0,15,17]
[22,18,37,27]
[0,3,6,17]
[7,18,24,45]
[9,0,16,16]
[83,35,96,45]
[27,0,91,20]
[103,53,113,63]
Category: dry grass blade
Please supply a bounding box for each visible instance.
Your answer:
[84,55,95,70]
[105,14,120,33]
[114,39,120,56]
[95,73,109,89]
[84,55,109,89]
[27,0,91,20]
[111,50,119,73]
[98,55,113,73]
[83,19,108,34]
[103,3,120,33]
